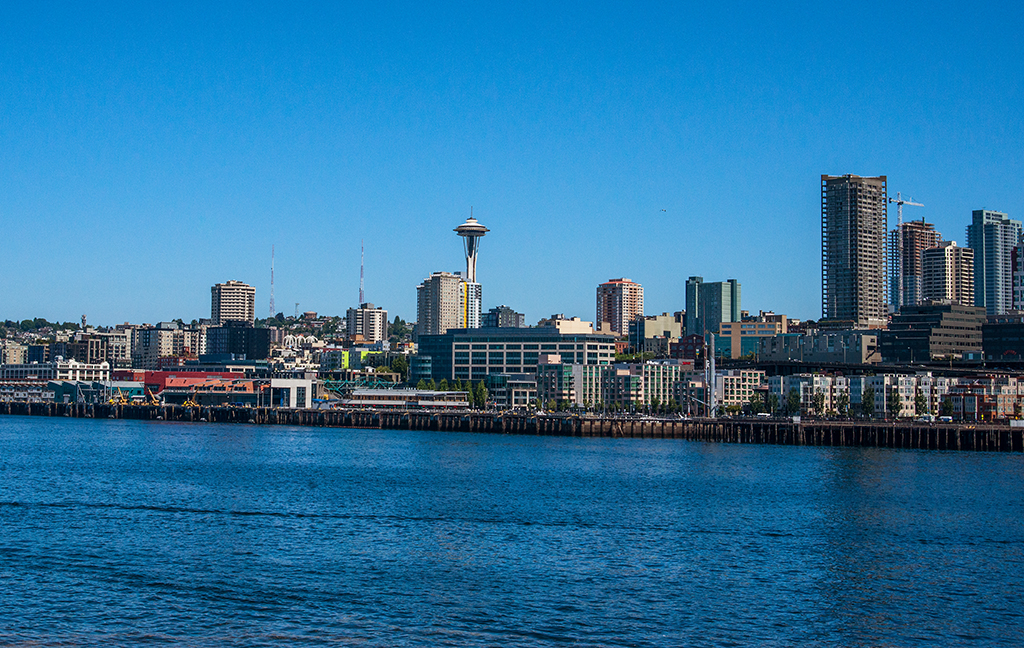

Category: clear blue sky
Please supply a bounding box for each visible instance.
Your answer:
[2,1,1021,326]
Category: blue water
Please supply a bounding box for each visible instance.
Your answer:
[1,416,1023,646]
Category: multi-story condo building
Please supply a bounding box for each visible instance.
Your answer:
[716,369,766,410]
[536,360,692,409]
[211,280,256,326]
[821,174,888,328]
[685,277,741,337]
[596,278,644,335]
[131,322,203,369]
[1,341,28,365]
[346,303,388,343]
[416,271,463,337]
[921,241,974,306]
[889,219,941,311]
[0,359,111,382]
[967,210,1021,315]
[461,278,482,330]
[415,271,480,337]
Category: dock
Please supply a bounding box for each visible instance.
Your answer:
[2,401,1022,452]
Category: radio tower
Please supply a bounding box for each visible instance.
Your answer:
[269,245,276,317]
[359,240,365,304]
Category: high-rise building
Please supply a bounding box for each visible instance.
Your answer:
[922,241,974,306]
[684,277,740,337]
[415,272,480,337]
[596,278,644,335]
[346,303,388,343]
[211,280,256,326]
[967,210,1021,316]
[685,276,703,338]
[889,219,941,311]
[460,277,482,330]
[416,272,463,337]
[821,174,888,328]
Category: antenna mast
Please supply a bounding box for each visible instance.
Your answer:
[359,240,365,304]
[269,245,275,317]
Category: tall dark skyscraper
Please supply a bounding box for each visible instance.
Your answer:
[821,174,888,328]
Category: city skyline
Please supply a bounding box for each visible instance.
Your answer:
[1,3,1022,325]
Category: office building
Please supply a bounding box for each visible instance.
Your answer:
[205,322,271,360]
[821,174,888,328]
[628,312,684,352]
[482,305,526,328]
[685,277,741,337]
[922,241,974,306]
[1012,245,1024,311]
[878,302,985,362]
[211,280,256,326]
[416,327,617,382]
[596,278,644,335]
[983,313,1024,362]
[967,210,1021,315]
[889,219,940,310]
[346,303,388,343]
[718,312,787,359]
[758,330,881,364]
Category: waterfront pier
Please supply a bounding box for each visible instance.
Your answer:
[2,401,1022,452]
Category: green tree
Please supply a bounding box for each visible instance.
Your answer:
[767,392,780,414]
[811,389,826,416]
[786,388,802,415]
[390,355,409,382]
[546,399,556,411]
[835,392,850,418]
[888,386,903,419]
[914,387,929,416]
[861,386,876,418]
[749,393,765,414]
[427,379,436,391]
[940,398,954,417]
[475,381,488,409]
[438,379,449,391]
[416,379,427,390]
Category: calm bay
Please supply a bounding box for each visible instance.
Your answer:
[1,415,1022,646]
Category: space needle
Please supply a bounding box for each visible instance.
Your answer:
[454,213,489,283]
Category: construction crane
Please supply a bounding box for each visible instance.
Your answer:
[889,191,924,311]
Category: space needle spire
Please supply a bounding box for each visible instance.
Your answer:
[454,208,489,283]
